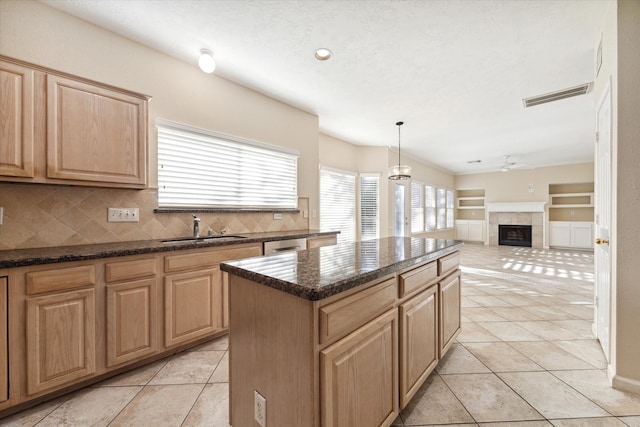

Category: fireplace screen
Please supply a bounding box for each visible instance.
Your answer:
[499,225,532,247]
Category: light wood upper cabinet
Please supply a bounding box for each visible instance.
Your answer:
[0,55,149,188]
[0,60,34,178]
[26,288,96,395]
[320,309,398,427]
[0,277,7,403]
[399,285,438,408]
[46,74,147,187]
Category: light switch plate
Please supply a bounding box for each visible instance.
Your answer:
[108,207,140,222]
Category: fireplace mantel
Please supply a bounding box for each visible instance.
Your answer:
[486,202,547,213]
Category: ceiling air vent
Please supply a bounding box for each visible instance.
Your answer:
[522,82,593,108]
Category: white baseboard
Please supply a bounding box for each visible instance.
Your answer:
[611,372,640,395]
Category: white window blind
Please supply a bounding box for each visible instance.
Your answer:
[437,188,447,229]
[320,166,356,243]
[411,181,424,233]
[425,185,436,232]
[446,189,455,228]
[360,174,379,240]
[157,120,298,209]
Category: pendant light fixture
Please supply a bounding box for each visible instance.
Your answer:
[388,121,412,180]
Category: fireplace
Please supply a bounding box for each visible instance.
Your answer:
[499,225,532,247]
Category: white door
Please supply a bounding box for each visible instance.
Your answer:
[595,78,612,362]
[393,182,410,237]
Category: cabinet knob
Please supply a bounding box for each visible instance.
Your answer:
[595,238,609,245]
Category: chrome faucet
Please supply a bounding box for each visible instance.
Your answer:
[192,214,201,238]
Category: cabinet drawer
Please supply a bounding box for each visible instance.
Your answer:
[164,244,262,273]
[105,258,156,283]
[438,251,460,277]
[398,261,437,298]
[26,265,95,295]
[319,277,396,345]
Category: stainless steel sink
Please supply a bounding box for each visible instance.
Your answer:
[161,236,247,245]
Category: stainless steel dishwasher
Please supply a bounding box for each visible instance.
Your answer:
[263,237,307,255]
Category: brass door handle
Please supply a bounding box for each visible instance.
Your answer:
[595,238,609,245]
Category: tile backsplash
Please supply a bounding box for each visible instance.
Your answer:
[0,183,309,250]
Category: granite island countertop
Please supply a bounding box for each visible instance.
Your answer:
[0,230,338,269]
[221,237,463,301]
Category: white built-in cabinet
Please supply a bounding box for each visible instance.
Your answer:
[455,220,485,242]
[549,221,593,249]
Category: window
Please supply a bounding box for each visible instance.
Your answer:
[411,181,424,233]
[446,189,455,228]
[425,185,436,231]
[425,185,453,231]
[360,174,379,240]
[157,119,298,209]
[320,166,356,243]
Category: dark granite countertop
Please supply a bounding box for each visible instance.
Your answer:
[0,230,338,269]
[221,237,463,301]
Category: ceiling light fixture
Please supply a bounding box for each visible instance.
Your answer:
[388,121,411,180]
[314,48,332,61]
[198,49,216,73]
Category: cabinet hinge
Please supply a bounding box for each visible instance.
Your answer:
[595,131,599,143]
[595,296,599,308]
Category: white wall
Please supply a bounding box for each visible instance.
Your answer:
[596,0,640,393]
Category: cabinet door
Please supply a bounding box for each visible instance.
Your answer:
[399,285,438,408]
[571,223,593,248]
[468,222,484,242]
[0,277,7,403]
[46,74,147,187]
[320,309,398,427]
[106,278,158,367]
[0,60,34,177]
[439,271,461,358]
[549,222,571,247]
[165,268,221,347]
[455,221,469,240]
[26,289,96,395]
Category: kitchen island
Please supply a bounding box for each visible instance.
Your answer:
[221,237,463,427]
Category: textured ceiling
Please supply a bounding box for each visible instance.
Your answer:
[41,0,608,174]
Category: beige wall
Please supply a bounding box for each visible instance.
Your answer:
[318,135,455,239]
[596,0,640,393]
[455,163,595,205]
[0,0,319,249]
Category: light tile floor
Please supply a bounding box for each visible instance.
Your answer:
[3,244,640,426]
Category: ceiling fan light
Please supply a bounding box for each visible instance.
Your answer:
[198,49,216,73]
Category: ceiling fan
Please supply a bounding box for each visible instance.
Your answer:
[500,155,517,172]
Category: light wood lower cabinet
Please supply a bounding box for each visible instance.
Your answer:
[106,278,158,367]
[0,277,7,403]
[26,288,96,395]
[439,271,461,357]
[229,250,461,427]
[399,285,438,408]
[164,268,220,347]
[320,309,398,427]
[307,235,338,249]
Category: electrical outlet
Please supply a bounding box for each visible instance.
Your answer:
[303,210,309,219]
[254,390,266,427]
[108,207,140,222]
[273,213,282,220]
[0,207,3,225]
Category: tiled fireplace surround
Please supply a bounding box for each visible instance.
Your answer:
[487,202,546,249]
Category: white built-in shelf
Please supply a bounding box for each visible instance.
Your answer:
[549,192,594,208]
[456,189,485,210]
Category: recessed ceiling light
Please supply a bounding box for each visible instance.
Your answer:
[314,48,332,61]
[198,49,216,73]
